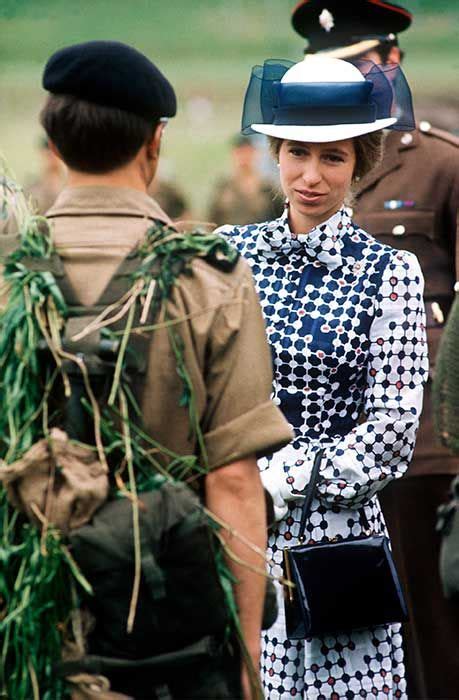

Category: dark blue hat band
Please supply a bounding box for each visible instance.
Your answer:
[272,81,376,125]
[275,81,373,107]
[273,105,377,126]
[241,59,415,134]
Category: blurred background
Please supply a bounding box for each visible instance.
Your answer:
[0,0,458,218]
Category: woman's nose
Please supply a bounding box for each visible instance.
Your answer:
[301,158,322,187]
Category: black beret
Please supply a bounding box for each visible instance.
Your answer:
[43,40,177,121]
[292,0,412,48]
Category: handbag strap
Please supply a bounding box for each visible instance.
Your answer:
[298,449,371,543]
[298,449,325,543]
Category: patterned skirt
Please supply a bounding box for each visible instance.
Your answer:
[261,488,406,699]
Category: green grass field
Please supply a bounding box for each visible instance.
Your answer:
[0,0,458,213]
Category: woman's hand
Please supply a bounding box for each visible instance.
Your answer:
[260,444,316,520]
[260,466,290,520]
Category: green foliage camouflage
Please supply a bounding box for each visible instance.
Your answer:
[0,180,249,699]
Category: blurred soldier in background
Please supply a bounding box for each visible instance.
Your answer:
[25,135,66,214]
[291,1,459,698]
[208,134,283,227]
[148,178,192,222]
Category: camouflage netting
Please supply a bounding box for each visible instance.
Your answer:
[0,176,266,699]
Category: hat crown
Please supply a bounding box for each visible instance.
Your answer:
[281,56,365,84]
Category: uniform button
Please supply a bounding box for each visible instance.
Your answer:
[400,133,413,145]
[454,282,459,293]
[392,225,406,236]
[419,120,432,133]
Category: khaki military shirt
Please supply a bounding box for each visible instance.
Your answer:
[44,185,292,470]
[354,125,459,474]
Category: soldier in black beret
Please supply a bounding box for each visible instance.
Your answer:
[24,40,293,700]
[290,3,459,698]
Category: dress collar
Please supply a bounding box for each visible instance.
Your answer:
[256,206,351,270]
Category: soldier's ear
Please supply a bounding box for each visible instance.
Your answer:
[387,45,402,65]
[47,139,63,161]
[146,122,166,161]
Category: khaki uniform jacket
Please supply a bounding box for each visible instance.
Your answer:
[354,124,459,474]
[41,185,292,470]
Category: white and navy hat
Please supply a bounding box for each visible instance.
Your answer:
[241,55,414,143]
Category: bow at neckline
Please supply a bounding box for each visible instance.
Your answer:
[256,206,351,270]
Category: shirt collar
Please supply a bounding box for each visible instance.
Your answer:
[46,185,174,228]
[256,206,350,270]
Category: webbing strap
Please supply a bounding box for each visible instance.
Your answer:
[19,254,65,276]
[59,636,218,675]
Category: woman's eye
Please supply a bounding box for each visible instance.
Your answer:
[324,153,345,163]
[289,147,308,157]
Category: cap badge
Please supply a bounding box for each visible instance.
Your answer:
[319,9,335,32]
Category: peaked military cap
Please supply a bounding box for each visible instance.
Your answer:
[43,40,177,121]
[292,0,412,55]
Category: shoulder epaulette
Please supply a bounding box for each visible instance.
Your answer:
[418,121,459,148]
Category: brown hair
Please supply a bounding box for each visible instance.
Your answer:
[268,130,385,182]
[40,94,157,174]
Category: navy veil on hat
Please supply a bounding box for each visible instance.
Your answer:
[241,55,414,143]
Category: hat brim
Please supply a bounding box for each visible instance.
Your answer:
[250,118,396,143]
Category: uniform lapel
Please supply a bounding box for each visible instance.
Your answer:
[356,129,418,195]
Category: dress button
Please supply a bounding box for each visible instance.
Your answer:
[400,133,413,145]
[392,225,406,236]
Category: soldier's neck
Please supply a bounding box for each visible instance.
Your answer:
[66,163,149,193]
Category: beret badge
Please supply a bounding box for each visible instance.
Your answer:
[319,8,335,32]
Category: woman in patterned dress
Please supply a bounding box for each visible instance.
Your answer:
[217,56,428,699]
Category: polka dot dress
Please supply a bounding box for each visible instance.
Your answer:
[217,207,428,699]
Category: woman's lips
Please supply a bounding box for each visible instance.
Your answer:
[295,189,326,204]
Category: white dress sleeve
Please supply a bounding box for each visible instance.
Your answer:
[316,250,428,508]
[261,250,428,512]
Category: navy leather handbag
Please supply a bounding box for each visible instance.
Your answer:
[282,450,408,638]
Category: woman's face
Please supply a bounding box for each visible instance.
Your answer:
[278,139,356,234]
